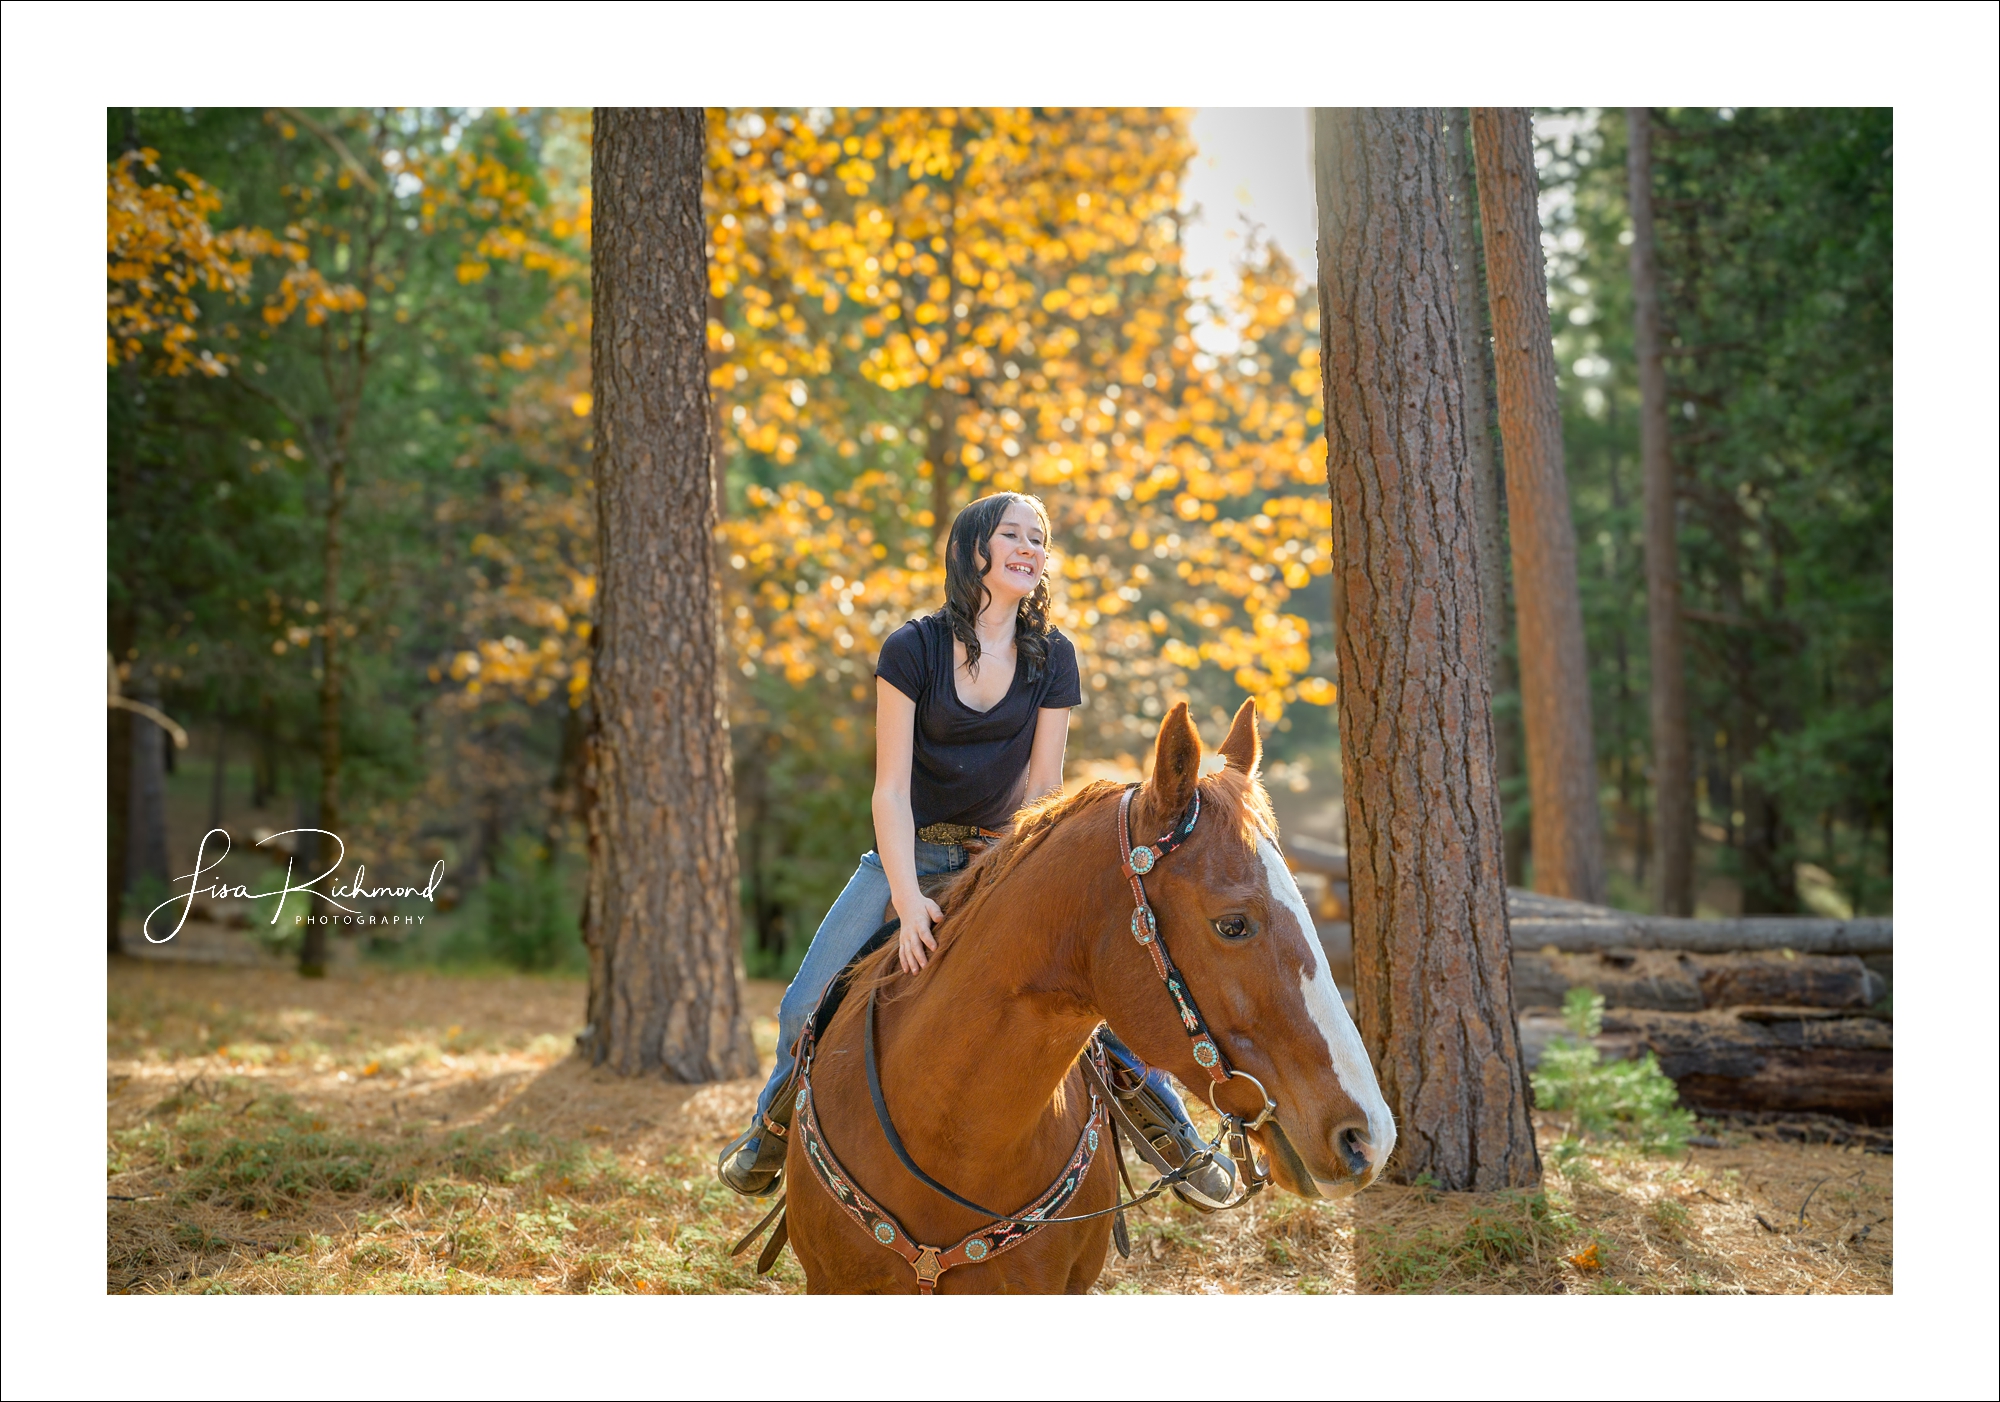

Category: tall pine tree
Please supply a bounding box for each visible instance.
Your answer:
[1313,107,1538,1191]
[582,108,756,1080]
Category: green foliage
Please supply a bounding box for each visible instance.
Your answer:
[1539,108,1892,913]
[1532,988,1695,1158]
[484,835,581,972]
[108,106,583,888]
[125,873,174,928]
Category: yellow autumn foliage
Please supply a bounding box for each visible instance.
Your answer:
[448,109,1338,752]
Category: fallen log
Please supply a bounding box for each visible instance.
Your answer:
[1511,948,1884,1012]
[1304,877,1892,954]
[1284,834,1349,880]
[1509,914,1891,956]
[1520,1007,1892,1123]
[1512,949,1703,1011]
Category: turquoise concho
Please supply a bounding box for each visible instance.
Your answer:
[874,1221,896,1245]
[964,1237,989,1262]
[1088,1128,1100,1152]
[1130,907,1156,943]
[1192,1038,1220,1069]
[1128,844,1156,875]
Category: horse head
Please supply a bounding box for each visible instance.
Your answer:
[1094,699,1395,1199]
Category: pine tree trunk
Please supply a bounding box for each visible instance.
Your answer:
[127,695,170,898]
[1471,108,1605,905]
[926,385,958,550]
[583,108,756,1082]
[208,717,228,832]
[1625,107,1696,916]
[1445,110,1530,887]
[108,700,132,952]
[108,361,140,955]
[1312,107,1539,1191]
[300,457,346,977]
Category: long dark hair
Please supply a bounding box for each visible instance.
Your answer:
[943,492,1054,680]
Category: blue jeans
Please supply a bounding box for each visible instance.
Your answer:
[751,840,971,1126]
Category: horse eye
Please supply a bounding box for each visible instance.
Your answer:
[1212,915,1252,941]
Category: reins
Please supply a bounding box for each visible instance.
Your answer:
[859,980,1244,1230]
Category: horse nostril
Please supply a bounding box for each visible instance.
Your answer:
[1336,1125,1372,1175]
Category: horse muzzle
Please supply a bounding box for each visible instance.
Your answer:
[1255,1117,1386,1200]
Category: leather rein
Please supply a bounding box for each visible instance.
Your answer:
[786,782,1278,1292]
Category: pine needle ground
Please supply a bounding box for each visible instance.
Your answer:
[107,961,1890,1295]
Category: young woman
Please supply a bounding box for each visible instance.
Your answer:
[719,492,1235,1210]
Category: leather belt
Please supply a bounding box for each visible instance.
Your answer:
[914,822,1005,846]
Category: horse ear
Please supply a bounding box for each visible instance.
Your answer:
[1145,701,1202,821]
[1219,697,1261,778]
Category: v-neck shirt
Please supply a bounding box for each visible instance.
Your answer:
[873,609,1082,832]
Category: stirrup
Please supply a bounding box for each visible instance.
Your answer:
[718,1078,798,1199]
[1099,1041,1238,1212]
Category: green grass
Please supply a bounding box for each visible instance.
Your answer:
[109,1081,805,1295]
[1354,1189,1579,1294]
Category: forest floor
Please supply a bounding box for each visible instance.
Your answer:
[107,960,1892,1295]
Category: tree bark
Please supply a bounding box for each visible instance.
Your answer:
[1626,107,1695,916]
[1471,108,1605,905]
[1312,107,1539,1191]
[300,455,345,978]
[108,358,141,955]
[1573,1008,1890,1123]
[926,384,960,551]
[208,717,228,832]
[127,695,170,897]
[583,108,756,1082]
[1445,109,1530,887]
[108,702,132,952]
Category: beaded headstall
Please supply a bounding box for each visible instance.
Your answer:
[1117,785,1231,1082]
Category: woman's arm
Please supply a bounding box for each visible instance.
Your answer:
[873,677,943,974]
[1025,705,1071,805]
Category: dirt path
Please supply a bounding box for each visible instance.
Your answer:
[107,961,1890,1294]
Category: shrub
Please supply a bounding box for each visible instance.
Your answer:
[1531,988,1695,1157]
[485,836,580,971]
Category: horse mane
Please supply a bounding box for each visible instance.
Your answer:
[849,764,1277,1004]
[848,779,1125,1002]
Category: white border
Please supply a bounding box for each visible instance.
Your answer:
[4,3,1995,1399]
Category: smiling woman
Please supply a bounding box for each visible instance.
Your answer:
[717,493,1243,1223]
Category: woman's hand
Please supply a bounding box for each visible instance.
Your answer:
[894,890,946,975]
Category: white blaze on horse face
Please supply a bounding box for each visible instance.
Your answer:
[1256,839,1396,1175]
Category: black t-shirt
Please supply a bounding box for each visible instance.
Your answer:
[873,610,1083,833]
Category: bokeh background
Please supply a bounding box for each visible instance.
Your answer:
[107,107,1891,976]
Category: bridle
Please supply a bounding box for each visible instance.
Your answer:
[1111,783,1278,1188]
[765,779,1279,1292]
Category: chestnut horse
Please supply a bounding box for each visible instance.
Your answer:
[783,699,1395,1293]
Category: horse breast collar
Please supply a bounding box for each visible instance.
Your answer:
[792,1018,1109,1294]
